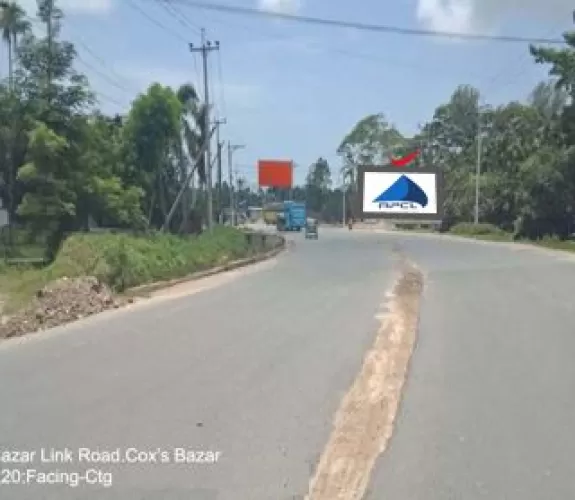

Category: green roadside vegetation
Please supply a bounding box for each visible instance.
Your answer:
[334,18,575,244]
[394,222,575,253]
[0,2,281,322]
[0,226,260,314]
[447,223,575,251]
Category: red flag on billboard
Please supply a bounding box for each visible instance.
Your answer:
[258,160,293,188]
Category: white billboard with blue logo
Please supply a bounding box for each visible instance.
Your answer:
[357,166,444,221]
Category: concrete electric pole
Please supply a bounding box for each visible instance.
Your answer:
[189,29,219,231]
[474,106,482,225]
[227,142,245,225]
[213,118,226,224]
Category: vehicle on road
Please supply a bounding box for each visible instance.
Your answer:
[262,202,283,225]
[305,218,319,239]
[276,201,306,232]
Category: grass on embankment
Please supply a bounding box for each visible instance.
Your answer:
[0,227,255,313]
[449,223,575,251]
[395,221,575,252]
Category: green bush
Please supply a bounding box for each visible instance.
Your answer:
[45,226,253,291]
[449,222,508,237]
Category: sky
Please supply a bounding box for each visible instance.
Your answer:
[3,0,574,187]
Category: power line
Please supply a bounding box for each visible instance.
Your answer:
[94,90,129,109]
[69,35,136,91]
[481,22,567,97]
[216,50,227,118]
[209,49,218,115]
[75,53,132,94]
[125,0,188,44]
[126,0,204,98]
[159,0,202,35]
[166,0,567,44]
[191,12,485,81]
[18,15,131,110]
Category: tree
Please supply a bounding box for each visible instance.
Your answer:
[175,83,206,232]
[6,0,143,257]
[337,113,405,185]
[337,113,405,221]
[122,83,182,227]
[306,157,332,215]
[529,80,568,121]
[530,28,575,142]
[0,1,30,90]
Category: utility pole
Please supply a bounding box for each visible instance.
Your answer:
[189,30,219,231]
[217,141,223,224]
[474,106,482,224]
[213,118,226,223]
[227,142,245,225]
[342,176,347,227]
[163,124,218,231]
[235,168,241,221]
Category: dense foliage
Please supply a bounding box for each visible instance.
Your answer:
[336,22,575,239]
[2,1,574,250]
[0,0,213,260]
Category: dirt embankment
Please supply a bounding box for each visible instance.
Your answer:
[306,261,424,500]
[0,276,129,339]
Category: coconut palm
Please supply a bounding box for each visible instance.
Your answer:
[175,83,208,232]
[0,1,31,90]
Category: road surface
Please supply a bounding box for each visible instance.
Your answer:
[1,228,574,499]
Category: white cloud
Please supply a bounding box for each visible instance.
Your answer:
[416,0,573,34]
[257,0,302,14]
[16,0,113,15]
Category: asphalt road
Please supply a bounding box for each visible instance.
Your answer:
[366,232,575,500]
[0,227,398,499]
[1,227,575,499]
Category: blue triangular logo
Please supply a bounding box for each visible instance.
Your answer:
[373,175,428,207]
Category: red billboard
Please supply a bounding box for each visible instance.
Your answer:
[258,160,293,188]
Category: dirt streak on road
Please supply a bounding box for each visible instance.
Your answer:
[306,261,423,500]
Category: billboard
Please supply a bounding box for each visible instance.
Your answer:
[258,160,293,188]
[357,166,444,221]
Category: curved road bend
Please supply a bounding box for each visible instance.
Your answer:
[366,231,575,500]
[1,228,575,499]
[0,228,397,500]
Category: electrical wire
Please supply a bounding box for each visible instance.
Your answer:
[159,0,202,35]
[178,11,486,82]
[208,52,218,117]
[216,49,227,119]
[67,33,137,91]
[481,22,567,97]
[146,0,205,98]
[94,89,129,109]
[165,0,567,44]
[75,53,132,93]
[17,15,133,110]
[125,0,189,44]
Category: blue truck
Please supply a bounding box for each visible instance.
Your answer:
[276,201,306,232]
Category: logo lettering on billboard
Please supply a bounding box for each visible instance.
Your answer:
[378,202,419,209]
[373,175,428,209]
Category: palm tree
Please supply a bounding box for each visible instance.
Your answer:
[529,80,568,121]
[175,83,208,232]
[0,2,29,245]
[0,1,31,90]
